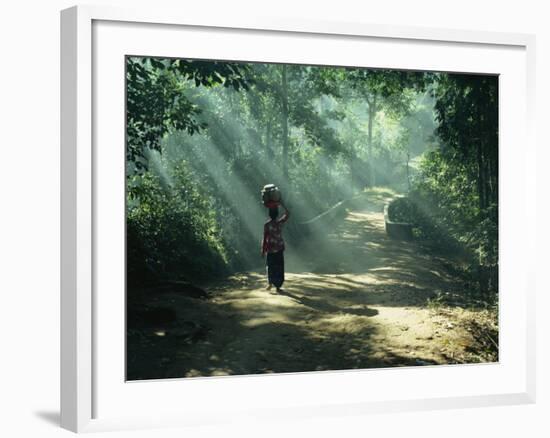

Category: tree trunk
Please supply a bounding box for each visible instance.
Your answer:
[265,118,273,161]
[349,152,356,192]
[406,150,411,192]
[476,141,485,211]
[367,95,377,187]
[281,65,290,184]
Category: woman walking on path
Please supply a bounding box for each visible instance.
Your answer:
[261,202,290,292]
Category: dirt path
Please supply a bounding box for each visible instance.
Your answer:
[128,190,497,380]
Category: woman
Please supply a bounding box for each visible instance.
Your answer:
[261,202,290,292]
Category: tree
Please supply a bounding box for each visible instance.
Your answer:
[126,57,252,171]
[432,74,498,211]
[346,69,429,186]
[410,73,499,296]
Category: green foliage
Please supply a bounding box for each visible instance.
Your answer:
[346,68,430,100]
[408,146,498,296]
[387,197,417,223]
[431,73,498,211]
[127,161,228,284]
[376,73,499,299]
[126,57,252,170]
[409,149,477,246]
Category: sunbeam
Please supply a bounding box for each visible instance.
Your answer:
[126,57,499,380]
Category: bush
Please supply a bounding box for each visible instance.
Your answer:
[127,162,228,285]
[407,149,498,296]
[387,197,417,223]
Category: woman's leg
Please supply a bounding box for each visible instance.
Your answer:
[278,251,285,290]
[267,251,284,289]
[266,253,275,288]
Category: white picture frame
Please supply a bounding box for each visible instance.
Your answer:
[60,4,537,433]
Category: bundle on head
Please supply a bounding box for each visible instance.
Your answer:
[261,184,281,208]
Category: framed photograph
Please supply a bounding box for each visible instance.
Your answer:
[61,5,536,433]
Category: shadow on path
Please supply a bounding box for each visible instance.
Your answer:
[276,288,379,317]
[127,189,494,380]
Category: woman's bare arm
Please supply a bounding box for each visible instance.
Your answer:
[278,202,290,223]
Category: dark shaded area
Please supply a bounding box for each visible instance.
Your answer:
[277,289,379,317]
[128,296,379,380]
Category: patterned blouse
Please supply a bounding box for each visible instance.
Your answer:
[262,212,290,254]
